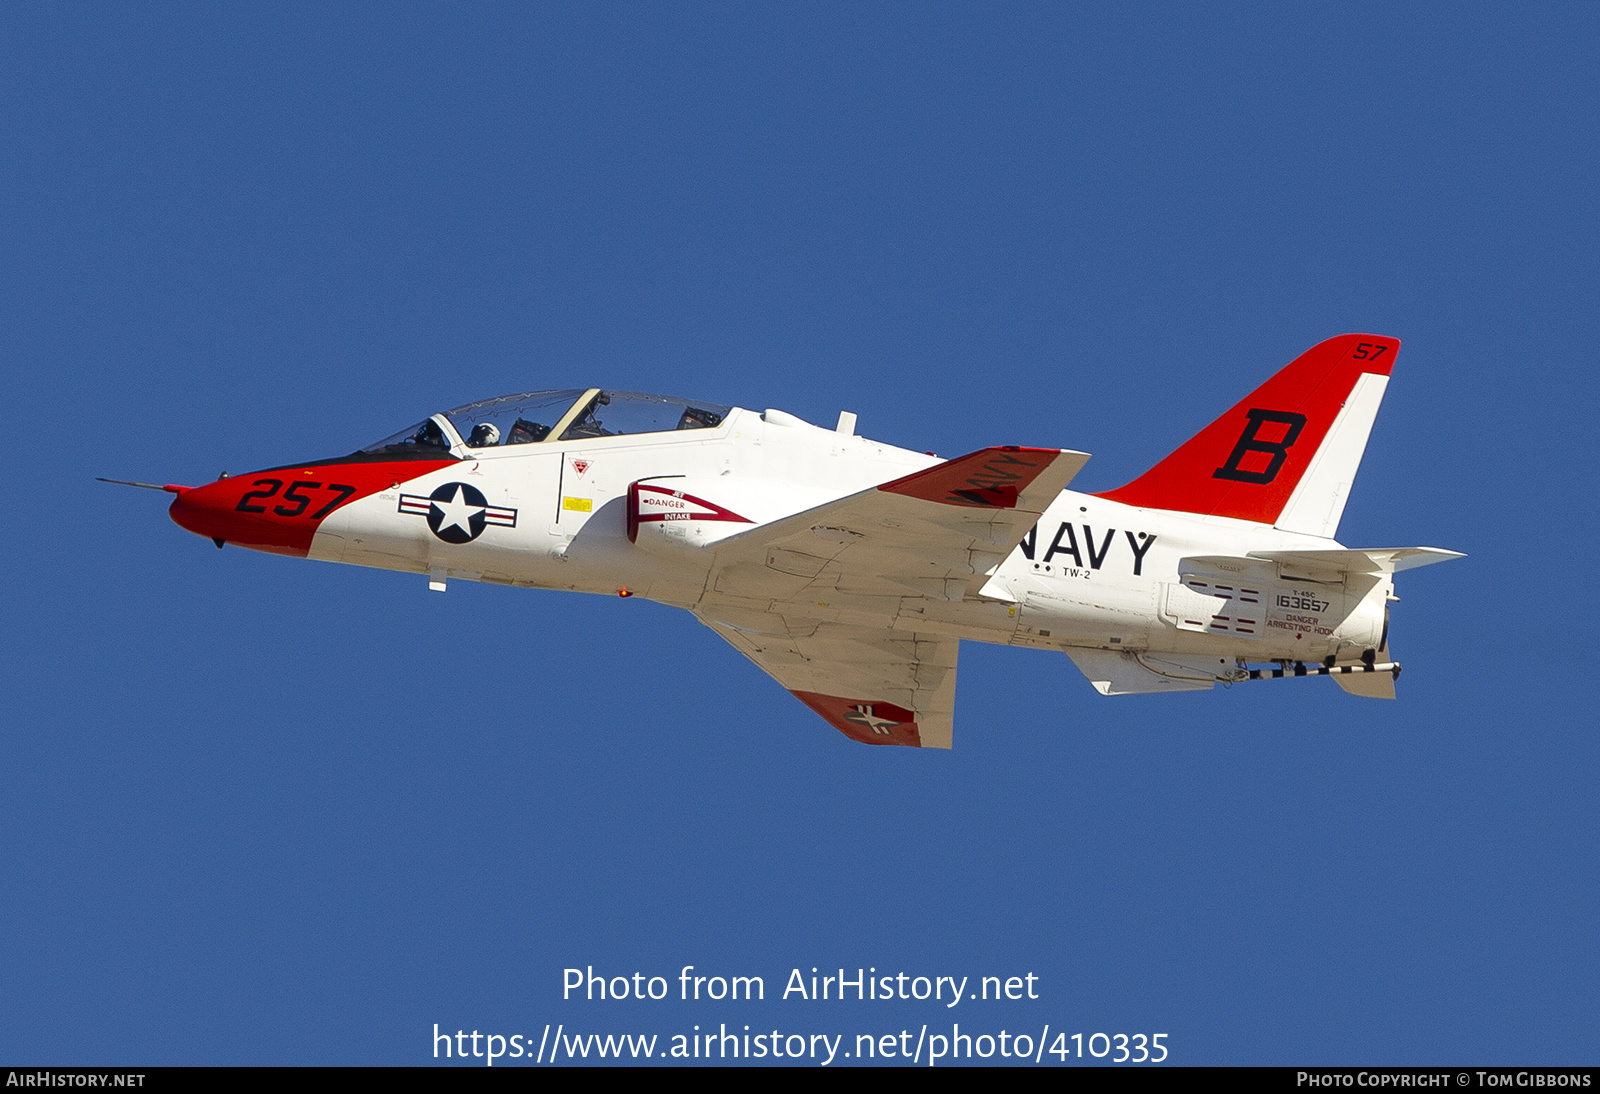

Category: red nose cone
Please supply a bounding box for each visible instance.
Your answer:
[167,459,457,556]
[169,476,315,556]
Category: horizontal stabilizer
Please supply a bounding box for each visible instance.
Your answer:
[1247,546,1464,575]
[1245,657,1400,699]
[1334,670,1396,699]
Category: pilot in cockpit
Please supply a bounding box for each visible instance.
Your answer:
[411,419,449,449]
[467,423,501,448]
[508,418,549,444]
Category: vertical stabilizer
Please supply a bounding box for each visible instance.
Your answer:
[1272,370,1389,536]
[1096,334,1398,529]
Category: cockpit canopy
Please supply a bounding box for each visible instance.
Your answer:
[359,389,731,459]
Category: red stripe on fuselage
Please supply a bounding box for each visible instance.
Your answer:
[168,460,457,555]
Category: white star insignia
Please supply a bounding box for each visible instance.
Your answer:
[432,484,484,536]
[849,705,901,734]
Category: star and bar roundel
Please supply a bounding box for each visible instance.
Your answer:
[399,482,518,544]
[792,692,922,747]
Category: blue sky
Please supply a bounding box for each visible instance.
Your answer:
[3,4,1596,1065]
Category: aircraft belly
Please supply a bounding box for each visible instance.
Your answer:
[306,527,347,564]
[1012,578,1158,648]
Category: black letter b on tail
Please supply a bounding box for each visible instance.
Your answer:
[1212,409,1308,484]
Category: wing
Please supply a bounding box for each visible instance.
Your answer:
[696,446,1089,747]
[706,446,1089,604]
[698,613,959,748]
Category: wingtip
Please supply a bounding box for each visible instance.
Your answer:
[879,446,1089,509]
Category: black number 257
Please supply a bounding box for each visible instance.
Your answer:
[236,479,357,519]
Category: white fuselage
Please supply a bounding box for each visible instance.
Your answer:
[309,406,1388,666]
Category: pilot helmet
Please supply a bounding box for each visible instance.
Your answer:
[468,422,501,447]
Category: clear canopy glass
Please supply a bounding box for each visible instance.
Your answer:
[444,389,588,449]
[359,388,731,457]
[358,417,455,459]
[557,391,728,441]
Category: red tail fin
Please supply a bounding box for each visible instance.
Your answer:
[1095,334,1399,524]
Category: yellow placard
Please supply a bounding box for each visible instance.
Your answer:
[562,497,593,512]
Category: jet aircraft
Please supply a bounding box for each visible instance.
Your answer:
[109,334,1461,748]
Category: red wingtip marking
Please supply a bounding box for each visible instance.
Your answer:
[879,446,1060,509]
[791,691,922,747]
[163,484,190,494]
[1096,334,1399,523]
